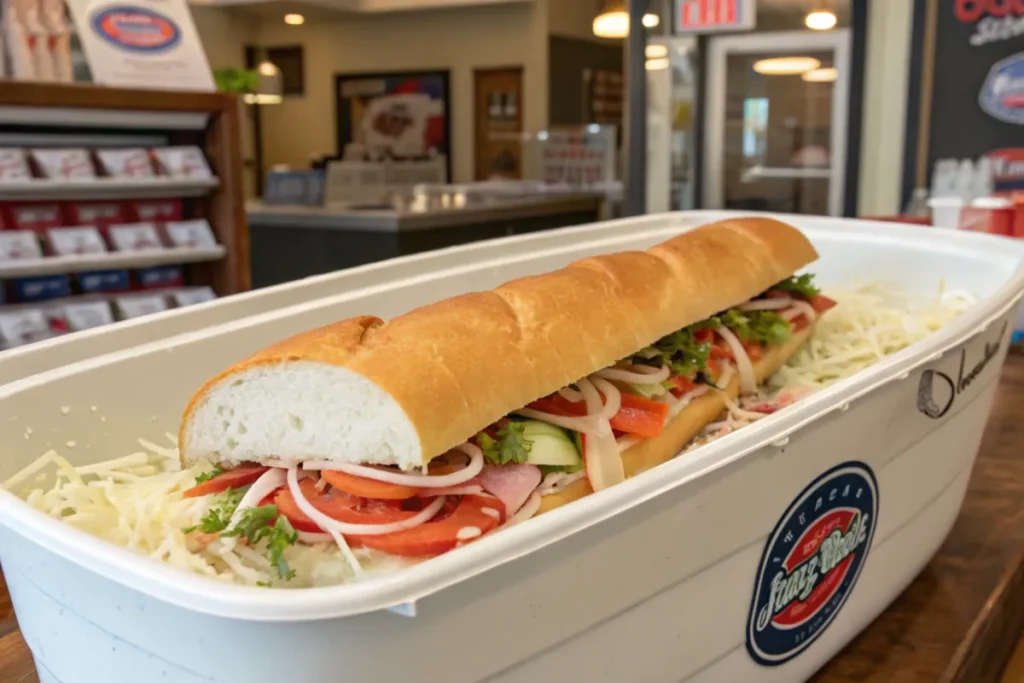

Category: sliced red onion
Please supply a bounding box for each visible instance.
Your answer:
[595,363,670,384]
[716,326,756,395]
[581,377,622,420]
[558,386,584,402]
[782,300,818,323]
[667,384,711,418]
[286,467,446,536]
[302,442,483,488]
[227,468,287,531]
[515,408,603,434]
[741,297,793,312]
[536,470,587,496]
[297,531,333,544]
[502,492,542,527]
[584,419,625,492]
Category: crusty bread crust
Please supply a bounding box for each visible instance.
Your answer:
[536,325,814,514]
[180,218,818,465]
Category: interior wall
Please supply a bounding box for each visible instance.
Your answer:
[857,0,913,216]
[250,1,549,183]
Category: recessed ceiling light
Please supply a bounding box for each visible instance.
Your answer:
[802,67,838,82]
[753,57,821,76]
[284,13,304,25]
[805,10,837,30]
[646,44,668,59]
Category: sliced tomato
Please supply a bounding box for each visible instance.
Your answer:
[183,464,269,499]
[530,393,668,438]
[273,478,420,533]
[694,327,715,343]
[709,344,731,361]
[809,294,837,313]
[350,495,505,557]
[667,374,699,397]
[611,394,670,438]
[744,342,764,362]
[321,469,418,500]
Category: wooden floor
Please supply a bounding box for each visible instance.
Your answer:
[1004,642,1024,683]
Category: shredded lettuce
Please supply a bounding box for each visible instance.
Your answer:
[773,274,820,299]
[634,319,719,378]
[719,309,792,346]
[477,421,533,466]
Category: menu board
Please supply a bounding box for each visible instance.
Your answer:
[925,2,1024,192]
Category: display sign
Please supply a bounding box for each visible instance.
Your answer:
[48,226,107,255]
[0,232,43,261]
[165,219,217,249]
[537,127,617,187]
[65,0,214,91]
[923,2,1024,192]
[109,222,162,251]
[64,301,115,331]
[115,294,167,319]
[674,0,755,34]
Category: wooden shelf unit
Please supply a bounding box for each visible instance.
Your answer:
[0,82,249,295]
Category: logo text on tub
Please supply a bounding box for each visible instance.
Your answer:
[917,321,1006,420]
[90,5,181,53]
[746,461,878,666]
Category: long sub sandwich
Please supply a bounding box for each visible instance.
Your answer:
[177,217,835,577]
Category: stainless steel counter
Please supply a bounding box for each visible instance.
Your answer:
[245,192,606,233]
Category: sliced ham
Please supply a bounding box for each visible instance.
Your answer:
[479,464,542,517]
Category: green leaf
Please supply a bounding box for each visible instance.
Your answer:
[720,309,792,346]
[194,468,223,485]
[184,487,244,534]
[772,274,820,299]
[478,421,534,466]
[223,505,299,581]
[634,318,719,379]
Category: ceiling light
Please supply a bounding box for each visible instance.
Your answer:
[802,67,838,82]
[753,57,821,76]
[805,10,837,30]
[593,1,660,38]
[257,60,279,77]
[284,13,305,25]
[646,58,669,71]
[646,44,668,59]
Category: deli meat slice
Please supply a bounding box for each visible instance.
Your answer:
[480,464,542,516]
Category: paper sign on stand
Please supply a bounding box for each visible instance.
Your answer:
[64,301,115,331]
[165,219,216,249]
[64,0,214,91]
[115,294,167,319]
[47,226,107,255]
[109,223,162,251]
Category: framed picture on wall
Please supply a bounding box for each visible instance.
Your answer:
[334,70,453,182]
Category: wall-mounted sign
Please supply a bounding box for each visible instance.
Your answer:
[674,0,755,34]
[917,1,1024,197]
[65,0,214,91]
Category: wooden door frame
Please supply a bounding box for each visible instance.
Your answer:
[473,65,525,181]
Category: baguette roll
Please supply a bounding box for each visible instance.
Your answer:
[179,217,817,471]
[537,325,813,514]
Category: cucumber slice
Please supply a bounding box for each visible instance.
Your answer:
[521,420,583,468]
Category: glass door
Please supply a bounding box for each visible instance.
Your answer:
[703,30,851,216]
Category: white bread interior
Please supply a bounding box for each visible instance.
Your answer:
[179,217,818,470]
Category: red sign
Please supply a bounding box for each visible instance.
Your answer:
[675,0,755,33]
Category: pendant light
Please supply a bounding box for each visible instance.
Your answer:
[593,0,660,39]
[244,59,283,105]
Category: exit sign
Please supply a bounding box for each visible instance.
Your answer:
[673,0,756,33]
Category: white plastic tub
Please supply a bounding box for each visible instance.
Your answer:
[1,212,1022,683]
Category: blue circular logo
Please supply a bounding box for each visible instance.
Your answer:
[746,461,878,666]
[90,6,181,53]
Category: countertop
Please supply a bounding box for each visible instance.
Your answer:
[4,357,1024,682]
[245,192,605,233]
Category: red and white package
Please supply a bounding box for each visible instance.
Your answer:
[0,149,33,181]
[47,226,107,256]
[64,301,115,331]
[30,148,95,179]
[0,309,55,348]
[64,201,127,230]
[96,148,154,178]
[41,0,71,83]
[6,202,64,232]
[115,294,168,320]
[165,219,217,249]
[130,199,183,223]
[150,146,212,179]
[108,222,164,251]
[0,231,43,260]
